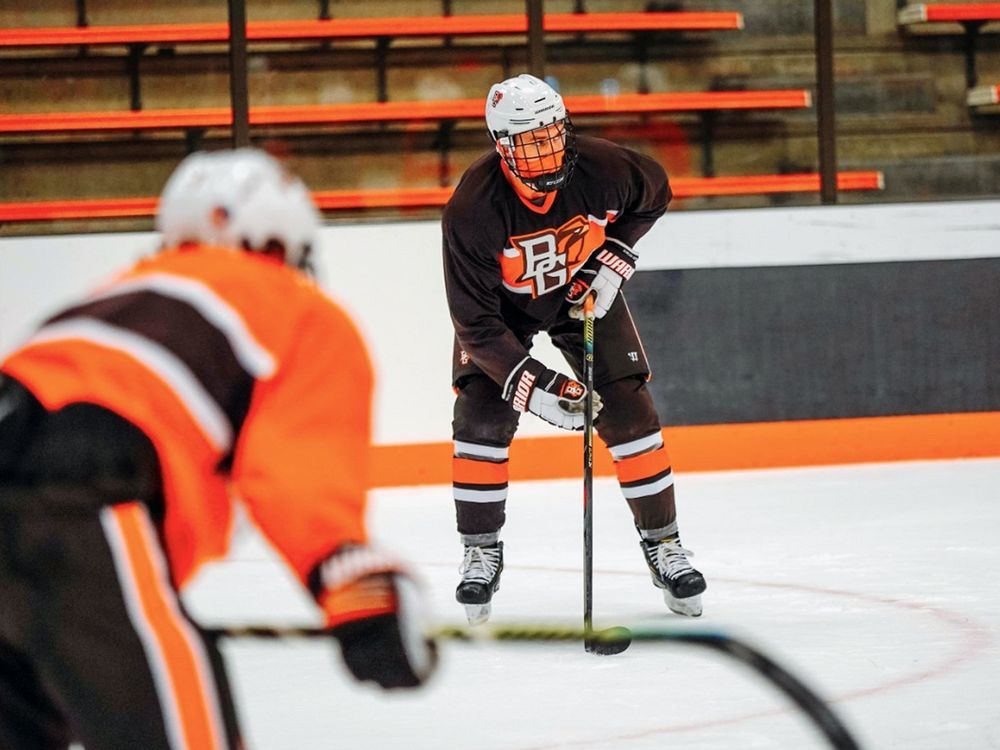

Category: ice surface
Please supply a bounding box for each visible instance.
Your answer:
[183,458,1000,749]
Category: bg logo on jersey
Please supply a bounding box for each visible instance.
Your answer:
[501,215,607,298]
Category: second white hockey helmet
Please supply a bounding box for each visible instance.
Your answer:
[156,148,321,271]
[485,74,578,192]
[486,73,568,140]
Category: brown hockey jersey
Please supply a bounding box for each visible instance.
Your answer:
[442,134,670,386]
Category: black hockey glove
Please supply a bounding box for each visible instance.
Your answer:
[313,545,438,690]
[566,242,637,320]
[502,357,602,431]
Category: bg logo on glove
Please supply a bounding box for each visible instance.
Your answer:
[503,357,602,431]
[561,379,585,400]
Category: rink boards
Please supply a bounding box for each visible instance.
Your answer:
[1,199,998,482]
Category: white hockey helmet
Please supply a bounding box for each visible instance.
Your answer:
[156,148,321,271]
[485,74,578,192]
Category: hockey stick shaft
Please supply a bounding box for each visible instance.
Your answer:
[204,623,860,750]
[580,295,629,655]
[582,293,596,637]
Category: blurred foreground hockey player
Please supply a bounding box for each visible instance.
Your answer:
[0,149,436,750]
[442,74,706,625]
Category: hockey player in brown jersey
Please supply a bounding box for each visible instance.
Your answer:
[0,149,436,749]
[443,74,707,625]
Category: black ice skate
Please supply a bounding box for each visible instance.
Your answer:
[455,541,504,625]
[640,534,707,617]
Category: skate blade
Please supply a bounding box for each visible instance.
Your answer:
[464,602,492,626]
[664,592,703,617]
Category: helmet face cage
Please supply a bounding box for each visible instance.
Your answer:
[497,116,578,193]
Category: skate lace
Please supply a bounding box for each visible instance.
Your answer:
[651,538,695,580]
[459,545,501,584]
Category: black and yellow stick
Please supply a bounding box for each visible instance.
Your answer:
[581,292,632,655]
[206,622,862,750]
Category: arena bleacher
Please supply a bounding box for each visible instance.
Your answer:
[898,2,1000,104]
[2,2,997,229]
[1,7,998,749]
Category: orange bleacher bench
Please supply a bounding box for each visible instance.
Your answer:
[0,173,885,223]
[0,12,743,48]
[897,3,1000,24]
[0,91,812,134]
[967,84,1000,105]
[898,4,1000,89]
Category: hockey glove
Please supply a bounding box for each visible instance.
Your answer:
[566,242,638,320]
[313,544,438,690]
[503,357,603,431]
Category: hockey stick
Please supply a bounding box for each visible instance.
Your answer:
[205,623,861,750]
[581,293,632,656]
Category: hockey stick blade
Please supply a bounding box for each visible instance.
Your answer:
[584,626,632,655]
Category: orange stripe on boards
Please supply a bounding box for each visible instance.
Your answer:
[614,445,672,484]
[453,456,509,485]
[370,412,1000,488]
[109,504,225,750]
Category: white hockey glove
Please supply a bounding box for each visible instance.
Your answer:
[312,544,438,690]
[566,242,638,320]
[503,357,603,431]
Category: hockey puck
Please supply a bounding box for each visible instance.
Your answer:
[584,626,632,655]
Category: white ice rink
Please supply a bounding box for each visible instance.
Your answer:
[182,457,1000,750]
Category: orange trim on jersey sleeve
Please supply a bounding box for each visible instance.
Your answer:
[106,503,227,750]
[318,578,397,629]
[613,444,672,484]
[453,455,510,485]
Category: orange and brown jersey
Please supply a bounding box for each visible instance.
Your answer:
[442,134,670,387]
[0,246,374,592]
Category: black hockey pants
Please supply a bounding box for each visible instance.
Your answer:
[0,376,242,750]
[451,373,676,539]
